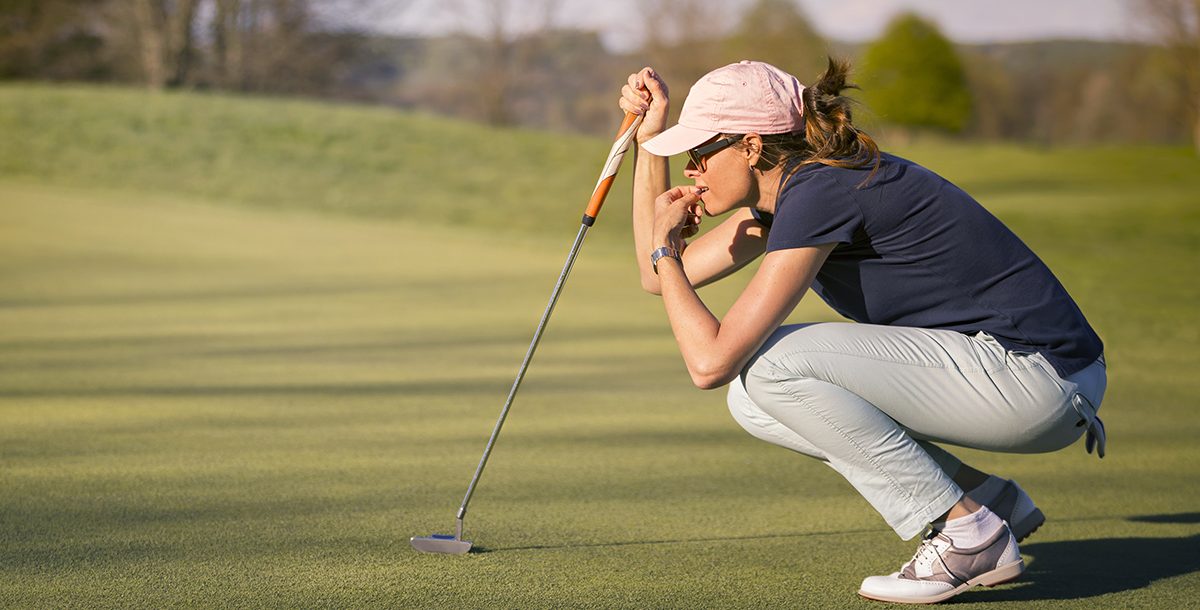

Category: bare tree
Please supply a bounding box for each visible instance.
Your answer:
[169,0,199,86]
[130,0,167,87]
[412,0,562,125]
[211,0,243,88]
[1133,0,1200,153]
[0,0,111,80]
[722,0,827,82]
[126,0,201,89]
[637,0,730,89]
[207,0,338,94]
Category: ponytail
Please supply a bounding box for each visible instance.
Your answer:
[737,57,881,187]
[800,57,880,182]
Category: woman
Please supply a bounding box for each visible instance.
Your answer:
[618,59,1106,604]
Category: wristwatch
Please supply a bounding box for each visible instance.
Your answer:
[650,246,681,274]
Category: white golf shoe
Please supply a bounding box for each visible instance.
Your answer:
[857,524,1024,604]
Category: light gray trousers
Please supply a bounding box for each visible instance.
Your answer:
[727,322,1107,540]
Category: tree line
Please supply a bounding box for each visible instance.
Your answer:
[0,0,372,93]
[1,0,1196,150]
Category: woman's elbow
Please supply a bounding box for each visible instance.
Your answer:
[688,363,737,390]
[640,278,662,295]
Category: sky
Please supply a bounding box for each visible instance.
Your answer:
[794,0,1133,43]
[383,0,1137,50]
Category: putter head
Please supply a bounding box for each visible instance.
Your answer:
[411,534,473,555]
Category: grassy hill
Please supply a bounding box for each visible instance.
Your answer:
[1,85,1198,608]
[0,84,615,236]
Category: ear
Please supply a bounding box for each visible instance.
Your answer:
[741,133,764,168]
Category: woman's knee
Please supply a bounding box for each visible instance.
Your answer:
[743,322,859,389]
[727,374,770,436]
[727,374,828,459]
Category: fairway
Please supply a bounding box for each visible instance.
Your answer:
[2,86,1199,608]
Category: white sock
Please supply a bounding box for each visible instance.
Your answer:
[939,507,1004,549]
[964,475,1007,505]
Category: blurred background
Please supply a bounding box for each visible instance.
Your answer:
[2,0,1197,149]
[2,3,1199,608]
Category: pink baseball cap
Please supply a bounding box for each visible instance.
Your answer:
[641,60,807,157]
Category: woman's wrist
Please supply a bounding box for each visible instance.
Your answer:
[652,238,677,251]
[649,245,681,275]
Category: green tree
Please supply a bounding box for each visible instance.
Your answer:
[859,13,971,133]
[720,0,827,82]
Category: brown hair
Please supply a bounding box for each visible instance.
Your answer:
[734,57,880,186]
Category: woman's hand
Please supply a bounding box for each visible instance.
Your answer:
[620,67,670,145]
[653,186,706,250]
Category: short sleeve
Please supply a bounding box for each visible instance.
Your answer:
[766,171,862,252]
[750,207,774,227]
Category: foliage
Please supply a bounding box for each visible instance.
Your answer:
[859,13,972,133]
[1133,0,1200,153]
[0,1,1196,143]
[0,0,111,80]
[720,0,828,83]
[0,0,365,94]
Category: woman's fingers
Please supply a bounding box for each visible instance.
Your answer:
[620,69,652,114]
[629,71,650,99]
[652,187,705,247]
[639,67,667,100]
[658,185,703,206]
[618,95,642,115]
[619,90,646,115]
[656,187,705,225]
[618,67,669,143]
[680,196,703,238]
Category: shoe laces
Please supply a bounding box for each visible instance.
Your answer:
[902,531,952,577]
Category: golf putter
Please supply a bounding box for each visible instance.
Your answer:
[412,111,643,554]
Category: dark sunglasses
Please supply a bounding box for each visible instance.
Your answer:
[686,135,744,172]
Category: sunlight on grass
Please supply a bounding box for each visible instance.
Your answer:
[1,84,1198,609]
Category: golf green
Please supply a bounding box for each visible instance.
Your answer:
[1,85,1198,608]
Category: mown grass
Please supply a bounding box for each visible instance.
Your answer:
[1,84,1198,609]
[0,84,609,234]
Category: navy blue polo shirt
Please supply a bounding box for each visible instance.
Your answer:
[759,153,1103,378]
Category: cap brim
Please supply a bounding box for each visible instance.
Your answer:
[640,124,717,157]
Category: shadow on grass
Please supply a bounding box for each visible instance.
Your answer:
[482,513,1200,603]
[966,532,1200,602]
[951,512,1200,603]
[1127,512,1200,524]
[473,527,890,554]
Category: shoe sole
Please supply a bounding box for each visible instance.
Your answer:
[857,559,1025,604]
[1010,507,1045,543]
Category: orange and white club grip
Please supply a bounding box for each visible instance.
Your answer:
[583,112,643,223]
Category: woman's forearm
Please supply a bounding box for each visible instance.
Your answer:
[654,254,728,387]
[655,245,833,391]
[632,146,671,293]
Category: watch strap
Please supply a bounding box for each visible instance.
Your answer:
[650,246,681,274]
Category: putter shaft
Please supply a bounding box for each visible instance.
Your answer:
[418,112,641,552]
[456,222,591,529]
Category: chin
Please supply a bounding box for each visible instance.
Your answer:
[700,199,724,217]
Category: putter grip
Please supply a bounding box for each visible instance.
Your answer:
[583,112,640,222]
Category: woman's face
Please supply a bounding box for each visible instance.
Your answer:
[683,136,757,216]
